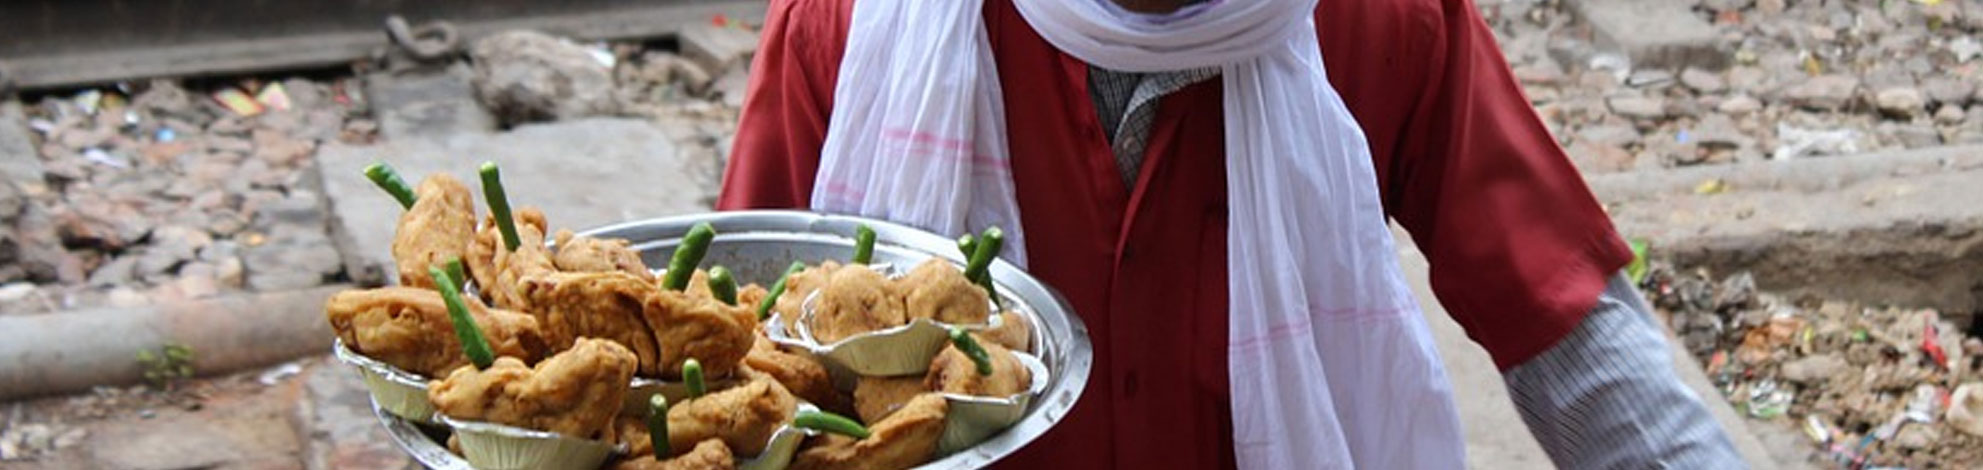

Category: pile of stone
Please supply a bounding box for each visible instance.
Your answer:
[0,78,374,315]
[1647,265,1983,469]
[1481,0,1983,174]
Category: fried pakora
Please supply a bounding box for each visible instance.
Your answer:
[805,266,906,344]
[665,379,797,457]
[853,376,926,424]
[740,333,846,414]
[428,337,637,439]
[612,438,736,470]
[518,271,664,375]
[896,259,990,325]
[467,207,550,309]
[790,393,947,470]
[926,341,1030,398]
[325,287,546,377]
[643,290,757,379]
[553,229,651,276]
[767,261,841,320]
[390,175,477,290]
[979,311,1032,353]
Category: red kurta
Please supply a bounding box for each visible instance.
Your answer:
[716,0,1633,468]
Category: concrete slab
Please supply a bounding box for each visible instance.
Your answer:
[1393,226,1782,469]
[316,118,707,285]
[1566,0,1727,70]
[298,357,419,470]
[0,101,44,188]
[362,64,498,140]
[1591,145,1983,321]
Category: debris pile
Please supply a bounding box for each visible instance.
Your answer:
[0,78,375,315]
[1482,0,1983,173]
[1647,265,1983,469]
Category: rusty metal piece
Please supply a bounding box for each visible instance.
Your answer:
[386,15,462,62]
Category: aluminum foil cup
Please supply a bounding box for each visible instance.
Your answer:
[437,414,621,470]
[736,402,819,470]
[332,338,436,423]
[622,376,741,417]
[936,353,1051,455]
[763,287,1006,378]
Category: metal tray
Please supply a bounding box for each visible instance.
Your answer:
[377,210,1093,470]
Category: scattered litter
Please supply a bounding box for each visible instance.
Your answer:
[155,128,176,142]
[254,82,292,112]
[1646,265,1983,468]
[256,361,304,386]
[73,89,103,115]
[211,88,264,116]
[1772,123,1860,160]
[1952,37,1981,63]
[80,148,128,168]
[1694,178,1728,195]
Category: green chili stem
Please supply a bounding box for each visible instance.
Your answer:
[683,358,705,399]
[430,267,494,369]
[949,327,993,376]
[756,262,807,320]
[662,222,716,291]
[956,234,977,259]
[964,227,1004,309]
[793,410,871,439]
[852,224,877,264]
[707,266,737,305]
[478,162,522,252]
[363,163,418,209]
[646,395,670,456]
[444,258,467,292]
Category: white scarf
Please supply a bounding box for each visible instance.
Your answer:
[810,0,1465,468]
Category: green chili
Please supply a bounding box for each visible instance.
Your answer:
[756,262,807,320]
[794,410,871,439]
[430,266,493,369]
[662,222,716,291]
[478,162,521,252]
[363,163,417,209]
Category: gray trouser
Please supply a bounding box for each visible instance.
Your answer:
[1503,274,1748,469]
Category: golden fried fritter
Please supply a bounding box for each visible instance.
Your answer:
[325,287,546,377]
[612,438,736,470]
[553,229,651,276]
[738,284,769,310]
[768,262,841,320]
[790,393,947,470]
[665,379,797,457]
[429,338,637,439]
[926,341,1030,398]
[853,376,926,424]
[390,175,477,290]
[980,311,1032,353]
[518,271,664,375]
[467,207,549,308]
[643,290,757,379]
[896,259,990,325]
[741,333,846,414]
[805,266,906,344]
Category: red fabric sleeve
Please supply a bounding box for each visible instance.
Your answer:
[1383,0,1634,369]
[714,0,852,210]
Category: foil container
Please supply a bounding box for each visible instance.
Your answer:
[437,414,622,470]
[332,338,436,424]
[763,283,1005,378]
[937,353,1051,454]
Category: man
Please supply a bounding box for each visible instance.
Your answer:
[718,0,1746,468]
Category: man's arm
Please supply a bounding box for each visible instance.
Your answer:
[1367,0,1632,370]
[716,0,853,210]
[1369,0,1747,467]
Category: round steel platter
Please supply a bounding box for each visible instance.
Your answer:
[378,210,1094,470]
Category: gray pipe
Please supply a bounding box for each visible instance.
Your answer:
[0,285,346,400]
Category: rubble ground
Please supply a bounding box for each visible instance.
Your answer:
[1648,264,1983,469]
[1487,0,1983,173]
